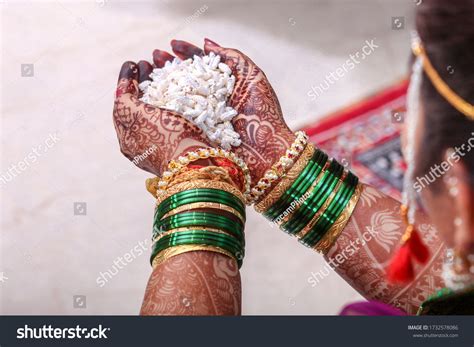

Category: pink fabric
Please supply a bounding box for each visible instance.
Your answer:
[339,301,407,316]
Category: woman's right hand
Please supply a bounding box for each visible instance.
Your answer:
[166,39,297,185]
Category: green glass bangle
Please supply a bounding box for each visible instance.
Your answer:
[157,210,245,231]
[262,151,318,220]
[150,230,244,267]
[153,230,243,253]
[264,150,322,220]
[300,171,358,247]
[152,232,243,261]
[160,188,244,206]
[307,173,358,247]
[281,159,342,234]
[158,189,245,215]
[276,149,328,216]
[286,160,344,234]
[271,150,328,220]
[153,222,244,246]
[155,195,246,222]
[264,150,328,220]
[282,159,344,234]
[156,216,245,243]
[157,195,245,216]
[159,191,245,213]
[154,212,245,242]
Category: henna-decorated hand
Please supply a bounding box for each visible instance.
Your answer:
[113,57,213,176]
[167,39,296,184]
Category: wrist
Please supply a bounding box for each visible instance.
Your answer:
[147,147,249,269]
[252,136,363,254]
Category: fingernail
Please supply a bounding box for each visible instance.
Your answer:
[170,39,180,47]
[171,40,186,53]
[153,50,174,67]
[153,49,162,61]
[118,61,137,80]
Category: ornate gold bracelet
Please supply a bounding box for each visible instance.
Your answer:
[147,147,251,201]
[146,166,234,197]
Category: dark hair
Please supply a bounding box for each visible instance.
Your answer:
[414,0,474,188]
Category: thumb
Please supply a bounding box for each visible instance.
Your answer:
[116,61,139,98]
[204,38,253,74]
[204,38,239,64]
[203,38,222,55]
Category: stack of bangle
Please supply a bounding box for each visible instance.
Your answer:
[254,134,362,254]
[146,147,251,201]
[150,162,246,269]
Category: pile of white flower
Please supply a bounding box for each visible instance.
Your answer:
[139,52,241,149]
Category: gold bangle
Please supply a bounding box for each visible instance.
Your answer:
[248,131,309,204]
[254,143,316,213]
[156,179,245,206]
[295,170,347,238]
[314,182,363,254]
[171,166,236,187]
[151,244,237,269]
[275,159,332,227]
[146,166,236,198]
[152,226,234,244]
[160,202,245,224]
[150,147,251,201]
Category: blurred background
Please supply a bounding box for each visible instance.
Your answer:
[1,0,415,314]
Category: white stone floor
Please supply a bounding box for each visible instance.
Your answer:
[1,0,414,314]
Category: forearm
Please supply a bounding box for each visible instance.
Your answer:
[324,184,445,314]
[141,251,241,315]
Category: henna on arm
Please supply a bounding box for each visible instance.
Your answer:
[324,184,445,314]
[140,252,241,315]
[113,61,243,316]
[174,40,445,313]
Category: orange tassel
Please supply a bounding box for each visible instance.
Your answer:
[408,228,429,264]
[387,243,414,283]
[387,205,430,284]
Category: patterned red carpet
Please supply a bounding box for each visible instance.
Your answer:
[302,79,409,201]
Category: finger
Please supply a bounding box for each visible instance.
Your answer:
[203,38,244,69]
[171,39,203,60]
[203,37,225,56]
[204,38,252,76]
[153,49,175,68]
[137,60,153,84]
[116,61,139,97]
